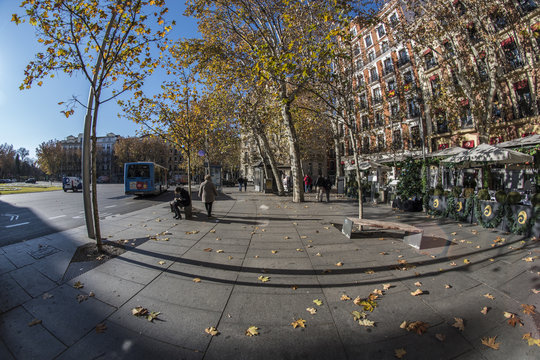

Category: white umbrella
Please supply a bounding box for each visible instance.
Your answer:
[441,143,533,166]
[358,160,391,171]
[496,134,540,149]
[425,146,468,158]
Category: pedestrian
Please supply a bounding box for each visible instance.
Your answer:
[282,174,288,192]
[170,186,191,219]
[199,174,218,218]
[238,176,243,192]
[323,176,332,203]
[304,174,312,193]
[315,175,325,202]
[286,175,291,193]
[243,177,247,191]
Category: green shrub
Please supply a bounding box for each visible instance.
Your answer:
[452,186,462,197]
[532,193,540,207]
[507,191,522,205]
[443,190,450,197]
[434,188,444,196]
[428,188,434,196]
[463,188,475,198]
[477,189,490,200]
[495,190,507,204]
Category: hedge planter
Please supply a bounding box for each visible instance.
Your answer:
[429,196,447,213]
[452,197,473,223]
[504,204,535,235]
[473,200,506,231]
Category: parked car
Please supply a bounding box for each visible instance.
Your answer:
[0,179,11,183]
[25,178,36,183]
[63,176,82,192]
[97,175,110,183]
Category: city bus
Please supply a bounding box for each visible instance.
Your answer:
[124,162,168,196]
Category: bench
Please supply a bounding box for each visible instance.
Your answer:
[342,217,424,249]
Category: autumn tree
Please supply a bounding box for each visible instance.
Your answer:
[36,140,64,177]
[185,0,351,202]
[13,0,175,247]
[114,136,169,165]
[395,0,539,145]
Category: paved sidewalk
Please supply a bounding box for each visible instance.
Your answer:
[1,188,539,359]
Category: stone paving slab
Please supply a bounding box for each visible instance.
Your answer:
[22,284,116,346]
[9,265,57,298]
[0,273,31,312]
[0,306,66,360]
[56,321,203,360]
[0,254,16,275]
[92,256,162,285]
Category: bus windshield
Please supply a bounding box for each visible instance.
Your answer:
[127,164,150,178]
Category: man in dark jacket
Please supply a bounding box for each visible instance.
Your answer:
[171,186,191,219]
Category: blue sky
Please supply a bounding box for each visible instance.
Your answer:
[0,1,199,159]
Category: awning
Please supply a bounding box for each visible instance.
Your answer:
[496,134,540,148]
[501,37,514,47]
[442,143,533,167]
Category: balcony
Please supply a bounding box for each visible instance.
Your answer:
[517,100,534,118]
[425,58,438,70]
[398,56,410,67]
[370,74,380,84]
[372,96,383,105]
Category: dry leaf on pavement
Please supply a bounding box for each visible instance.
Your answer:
[28,319,42,327]
[193,278,201,283]
[158,261,166,265]
[352,311,366,321]
[205,327,219,336]
[216,250,224,253]
[484,293,495,300]
[523,333,540,347]
[481,307,489,315]
[203,248,213,252]
[383,284,392,290]
[410,289,424,296]
[95,323,107,333]
[358,319,375,327]
[291,318,306,328]
[132,306,148,317]
[481,336,500,350]
[73,281,84,289]
[435,333,446,342]
[522,304,536,315]
[340,294,351,301]
[336,262,343,267]
[394,348,406,359]
[313,299,323,306]
[414,281,422,287]
[246,326,259,336]
[306,307,317,315]
[258,276,270,283]
[452,318,465,331]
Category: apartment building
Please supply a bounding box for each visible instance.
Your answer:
[347,1,427,171]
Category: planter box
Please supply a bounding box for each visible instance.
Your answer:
[504,204,535,235]
[474,200,506,231]
[453,197,473,223]
[429,196,447,212]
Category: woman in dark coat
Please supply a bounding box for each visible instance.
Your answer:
[198,174,218,217]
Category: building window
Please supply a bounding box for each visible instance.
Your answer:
[368,50,375,62]
[390,102,399,117]
[370,67,379,84]
[490,10,507,31]
[359,94,367,109]
[362,115,370,130]
[354,45,361,57]
[375,112,384,127]
[460,101,473,128]
[514,80,533,118]
[362,137,370,153]
[389,13,398,27]
[356,59,363,71]
[365,34,373,48]
[424,50,438,70]
[381,40,389,54]
[518,0,538,14]
[410,126,422,149]
[377,133,385,152]
[408,99,420,118]
[403,71,414,87]
[392,130,402,150]
[377,25,386,39]
[398,49,410,66]
[373,87,382,104]
[430,76,440,98]
[443,40,455,58]
[435,111,448,133]
[383,58,393,75]
[502,37,524,69]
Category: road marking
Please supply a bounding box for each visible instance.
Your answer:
[5,222,30,228]
[1,214,19,221]
[105,205,117,208]
[72,216,83,219]
[48,215,67,220]
[125,202,134,205]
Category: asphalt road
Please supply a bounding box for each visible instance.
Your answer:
[0,183,174,246]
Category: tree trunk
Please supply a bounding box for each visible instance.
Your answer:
[280,95,304,203]
[256,128,284,195]
[91,98,102,252]
[331,118,342,188]
[348,130,364,219]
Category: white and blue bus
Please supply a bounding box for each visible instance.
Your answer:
[124,162,168,196]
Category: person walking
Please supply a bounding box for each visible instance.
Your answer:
[304,174,312,193]
[315,175,325,202]
[238,176,243,192]
[199,174,218,218]
[170,186,191,219]
[323,176,332,203]
[243,177,247,192]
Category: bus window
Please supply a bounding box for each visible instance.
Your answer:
[127,164,150,178]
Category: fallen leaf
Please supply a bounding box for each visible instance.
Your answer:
[507,314,523,327]
[522,257,535,262]
[291,318,306,328]
[414,281,422,287]
[246,326,259,336]
[341,294,351,301]
[463,259,471,264]
[481,307,489,315]
[203,248,213,252]
[522,304,536,315]
[193,278,201,283]
[532,289,540,294]
[405,321,429,334]
[394,348,407,359]
[209,229,216,233]
[379,252,388,255]
[271,250,278,254]
[452,318,465,331]
[449,262,457,266]
[523,333,540,347]
[445,284,452,289]
[284,236,290,240]
[451,232,457,236]
[28,319,42,327]
[435,333,446,342]
[353,296,362,306]
[383,284,392,290]
[358,318,375,327]
[89,291,95,297]
[132,307,148,317]
[315,253,322,256]
[186,230,199,235]
[95,323,107,333]
[313,299,323,306]
[365,269,375,274]
[306,307,317,315]
[300,235,307,239]
[147,311,160,322]
[336,261,343,267]
[77,294,89,303]
[484,293,495,300]
[258,276,270,283]
[158,260,166,265]
[291,285,298,290]
[205,326,219,336]
[481,336,500,350]
[372,289,383,296]
[352,310,366,321]
[73,281,84,289]
[359,300,377,312]
[216,250,224,253]
[296,248,303,252]
[410,289,424,296]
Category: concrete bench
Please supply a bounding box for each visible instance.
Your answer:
[342,217,424,249]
